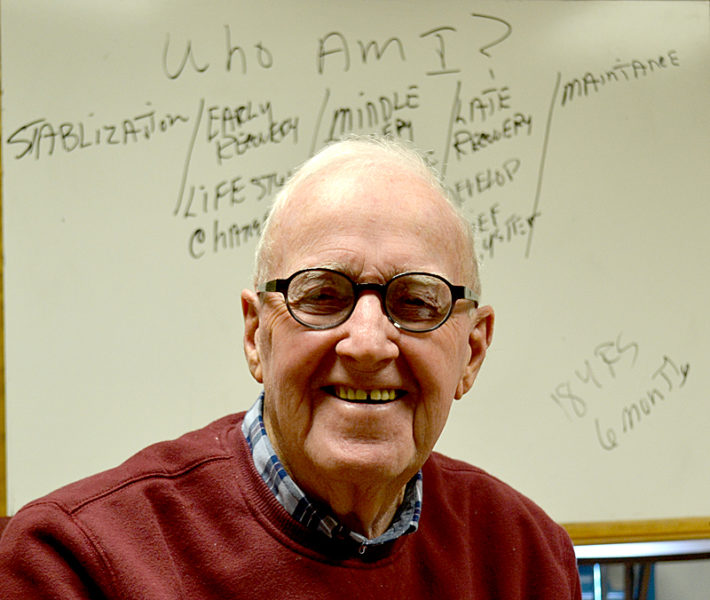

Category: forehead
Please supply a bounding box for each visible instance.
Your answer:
[271,161,469,281]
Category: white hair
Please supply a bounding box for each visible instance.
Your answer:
[253,135,481,294]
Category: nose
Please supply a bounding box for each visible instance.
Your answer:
[335,292,400,366]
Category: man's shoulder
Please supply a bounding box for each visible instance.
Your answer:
[420,455,579,595]
[423,451,565,534]
[426,450,532,495]
[24,412,246,516]
[423,450,508,487]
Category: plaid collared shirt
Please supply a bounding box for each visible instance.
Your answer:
[241,393,422,549]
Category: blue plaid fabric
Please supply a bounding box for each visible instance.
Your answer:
[242,393,422,547]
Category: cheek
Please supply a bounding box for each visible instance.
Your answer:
[257,312,335,395]
[411,330,469,397]
[407,328,472,442]
[256,308,298,376]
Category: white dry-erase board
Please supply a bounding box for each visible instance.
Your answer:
[2,0,709,541]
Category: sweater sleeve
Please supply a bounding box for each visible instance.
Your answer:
[558,524,583,599]
[0,502,114,600]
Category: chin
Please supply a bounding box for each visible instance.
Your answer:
[310,441,419,483]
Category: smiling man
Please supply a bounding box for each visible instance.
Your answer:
[0,136,581,598]
[241,139,492,543]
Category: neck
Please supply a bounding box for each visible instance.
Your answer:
[306,478,408,539]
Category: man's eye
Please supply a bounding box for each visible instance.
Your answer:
[291,287,351,313]
[304,288,343,303]
[390,293,443,320]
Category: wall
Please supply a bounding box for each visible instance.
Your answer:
[656,561,710,599]
[2,1,708,533]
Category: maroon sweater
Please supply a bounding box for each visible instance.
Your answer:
[0,413,581,599]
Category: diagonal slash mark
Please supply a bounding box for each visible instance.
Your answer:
[526,72,561,258]
[310,88,331,157]
[173,97,205,216]
[441,80,462,179]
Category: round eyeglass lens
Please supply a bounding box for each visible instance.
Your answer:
[386,274,453,331]
[286,269,354,328]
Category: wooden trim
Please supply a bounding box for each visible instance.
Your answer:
[564,517,710,546]
[0,93,6,517]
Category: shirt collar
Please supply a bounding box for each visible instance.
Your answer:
[242,393,422,547]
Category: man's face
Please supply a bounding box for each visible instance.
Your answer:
[242,162,493,497]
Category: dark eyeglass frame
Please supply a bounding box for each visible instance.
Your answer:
[257,267,479,333]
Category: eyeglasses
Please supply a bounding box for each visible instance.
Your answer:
[257,268,479,333]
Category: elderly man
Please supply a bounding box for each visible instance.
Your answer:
[0,136,581,598]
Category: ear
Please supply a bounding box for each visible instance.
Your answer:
[455,305,494,399]
[241,288,264,383]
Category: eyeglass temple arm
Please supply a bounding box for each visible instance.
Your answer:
[458,285,480,306]
[257,280,287,294]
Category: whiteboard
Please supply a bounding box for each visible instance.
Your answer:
[2,0,709,534]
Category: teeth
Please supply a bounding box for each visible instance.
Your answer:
[335,387,398,402]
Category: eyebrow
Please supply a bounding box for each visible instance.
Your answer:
[313,261,350,272]
[301,264,451,283]
[304,262,366,280]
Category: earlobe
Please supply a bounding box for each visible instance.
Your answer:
[241,289,264,383]
[454,305,494,400]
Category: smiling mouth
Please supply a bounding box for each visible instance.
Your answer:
[325,386,405,404]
